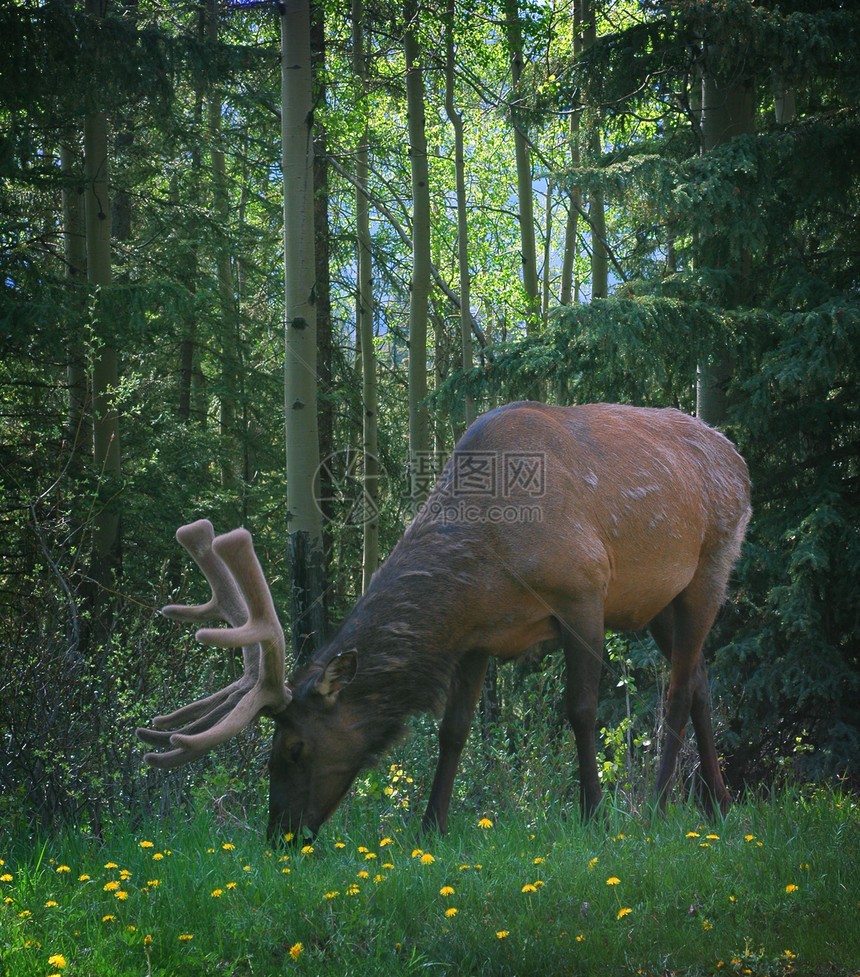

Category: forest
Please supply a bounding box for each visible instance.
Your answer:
[1,0,858,841]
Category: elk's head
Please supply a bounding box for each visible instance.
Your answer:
[136,521,365,843]
[266,651,360,842]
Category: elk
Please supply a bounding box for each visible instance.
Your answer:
[138,402,751,840]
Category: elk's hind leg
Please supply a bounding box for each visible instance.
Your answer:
[560,605,606,821]
[648,583,730,815]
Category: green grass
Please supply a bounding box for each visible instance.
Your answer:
[2,787,858,977]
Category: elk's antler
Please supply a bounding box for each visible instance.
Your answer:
[136,520,291,769]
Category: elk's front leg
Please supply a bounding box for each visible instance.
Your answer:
[422,651,490,834]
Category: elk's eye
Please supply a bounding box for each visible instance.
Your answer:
[287,740,304,764]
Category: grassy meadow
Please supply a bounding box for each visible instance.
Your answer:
[1,781,858,977]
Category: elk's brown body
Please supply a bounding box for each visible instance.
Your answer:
[138,402,751,840]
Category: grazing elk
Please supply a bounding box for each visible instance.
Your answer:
[138,402,751,840]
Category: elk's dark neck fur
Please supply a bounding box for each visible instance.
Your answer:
[313,518,480,754]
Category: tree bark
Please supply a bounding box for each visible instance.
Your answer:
[696,44,755,426]
[580,0,608,301]
[61,139,90,453]
[560,3,583,307]
[311,1,334,570]
[353,0,379,590]
[205,0,240,497]
[282,0,326,661]
[84,0,121,589]
[503,0,541,328]
[404,0,432,510]
[444,0,476,431]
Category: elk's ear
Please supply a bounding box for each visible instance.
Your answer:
[315,651,357,700]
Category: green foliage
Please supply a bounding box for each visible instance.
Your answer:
[1,791,858,976]
[1,0,858,838]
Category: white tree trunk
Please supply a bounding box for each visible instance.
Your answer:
[281,0,326,658]
[405,1,431,509]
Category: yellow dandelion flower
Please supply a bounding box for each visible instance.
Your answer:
[617,907,632,919]
[522,883,537,893]
[686,831,700,839]
[119,870,132,879]
[364,852,377,860]
[282,866,291,874]
[703,919,714,930]
[357,846,369,853]
[179,934,193,941]
[222,843,235,851]
[346,884,360,895]
[440,886,455,897]
[78,874,90,882]
[56,865,71,873]
[147,880,159,888]
[380,837,393,847]
[587,857,598,869]
[357,871,370,879]
[706,834,720,841]
[104,862,118,869]
[243,865,251,872]
[45,901,58,908]
[534,857,545,865]
[445,907,458,917]
[411,849,423,858]
[1,874,13,882]
[144,934,152,946]
[420,853,435,864]
[606,877,620,886]
[576,934,585,942]
[103,881,120,892]
[114,890,129,901]
[334,841,345,849]
[126,925,136,932]
[301,845,314,856]
[478,817,494,829]
[374,874,385,883]
[496,931,509,939]
[383,862,394,869]
[211,888,223,898]
[324,891,339,900]
[289,942,303,960]
[139,841,154,849]
[744,834,755,842]
[18,910,31,918]
[102,915,115,923]
[283,833,294,843]
[227,882,238,889]
[785,883,798,893]
[153,852,164,860]
[459,864,471,871]
[48,954,67,968]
